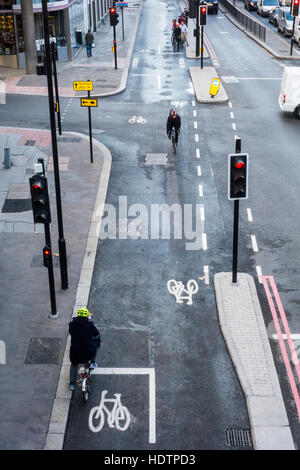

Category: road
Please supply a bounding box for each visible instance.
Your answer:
[0,0,300,451]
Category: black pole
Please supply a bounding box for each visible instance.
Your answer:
[44,223,58,318]
[200,26,204,69]
[196,0,200,57]
[87,88,94,164]
[121,7,124,42]
[51,41,62,136]
[42,0,68,290]
[113,25,117,69]
[290,16,296,56]
[232,137,241,284]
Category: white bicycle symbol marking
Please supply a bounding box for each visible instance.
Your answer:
[167,279,199,305]
[128,115,147,124]
[89,390,130,432]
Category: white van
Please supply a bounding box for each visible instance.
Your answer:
[293,16,300,46]
[279,67,300,119]
[277,6,294,36]
[257,0,279,16]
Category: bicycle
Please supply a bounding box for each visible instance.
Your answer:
[78,360,92,403]
[89,390,130,432]
[170,127,179,154]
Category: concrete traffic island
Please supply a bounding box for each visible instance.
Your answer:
[189,66,228,103]
[214,272,295,450]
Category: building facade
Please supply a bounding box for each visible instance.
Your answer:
[0,0,112,68]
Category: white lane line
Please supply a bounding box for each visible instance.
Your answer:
[202,233,207,250]
[195,134,199,142]
[196,148,200,159]
[273,334,300,340]
[158,45,161,54]
[256,265,263,283]
[228,101,232,108]
[204,265,209,285]
[232,123,236,131]
[194,121,198,129]
[251,235,259,252]
[230,112,234,119]
[200,206,205,221]
[192,101,195,106]
[197,165,201,176]
[198,184,203,197]
[193,110,197,117]
[247,208,253,222]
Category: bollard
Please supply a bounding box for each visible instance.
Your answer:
[3,147,10,169]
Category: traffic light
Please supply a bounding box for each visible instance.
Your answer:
[291,0,299,16]
[29,174,51,224]
[110,7,119,26]
[189,0,198,18]
[200,4,207,25]
[43,245,52,268]
[228,153,249,200]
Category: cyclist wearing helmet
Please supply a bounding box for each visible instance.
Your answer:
[166,109,181,145]
[69,307,101,390]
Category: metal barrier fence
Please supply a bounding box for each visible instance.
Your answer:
[219,0,266,42]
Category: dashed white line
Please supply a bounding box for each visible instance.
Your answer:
[256,265,263,283]
[202,233,207,251]
[194,121,198,129]
[228,101,232,108]
[193,110,197,117]
[204,265,209,285]
[198,184,203,197]
[196,148,200,159]
[192,101,195,107]
[230,112,234,119]
[251,235,259,252]
[197,165,201,176]
[200,206,205,221]
[195,134,199,142]
[247,208,253,222]
[232,123,236,131]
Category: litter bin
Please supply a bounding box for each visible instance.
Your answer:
[36,63,45,75]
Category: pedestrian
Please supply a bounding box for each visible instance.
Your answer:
[85,29,94,57]
[69,307,101,390]
[180,21,189,47]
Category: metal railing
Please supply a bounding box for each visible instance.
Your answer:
[219,0,266,42]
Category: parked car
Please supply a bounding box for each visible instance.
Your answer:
[244,0,258,11]
[279,67,300,119]
[293,16,300,46]
[257,0,279,16]
[277,6,293,36]
[268,6,279,25]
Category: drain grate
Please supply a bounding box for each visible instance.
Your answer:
[25,338,62,364]
[25,140,36,146]
[225,428,253,448]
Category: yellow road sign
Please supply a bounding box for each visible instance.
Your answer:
[81,98,98,107]
[209,77,221,97]
[73,81,93,91]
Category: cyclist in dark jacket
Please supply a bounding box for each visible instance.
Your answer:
[166,109,181,144]
[69,307,101,390]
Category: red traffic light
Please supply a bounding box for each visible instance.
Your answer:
[201,6,207,12]
[234,160,245,169]
[295,0,299,4]
[110,7,116,13]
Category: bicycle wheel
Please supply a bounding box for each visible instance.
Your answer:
[88,406,105,432]
[115,405,130,431]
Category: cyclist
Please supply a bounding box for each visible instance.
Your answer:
[166,109,181,146]
[172,22,182,52]
[69,307,101,391]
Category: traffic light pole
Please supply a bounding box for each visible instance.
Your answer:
[290,16,296,56]
[200,26,204,70]
[195,0,200,57]
[51,41,62,136]
[44,223,58,318]
[42,0,68,291]
[87,89,94,164]
[232,137,241,284]
[113,25,117,69]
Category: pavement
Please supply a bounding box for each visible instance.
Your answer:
[0,0,297,451]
